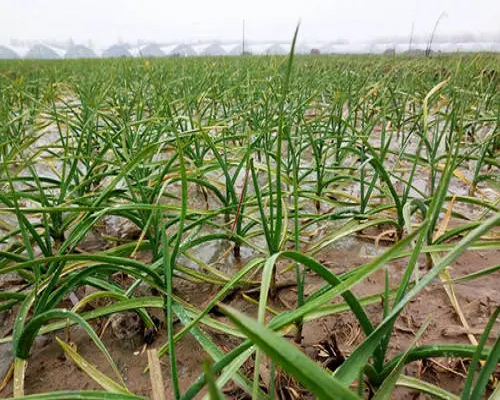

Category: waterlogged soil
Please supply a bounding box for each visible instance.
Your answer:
[1,240,499,399]
[1,111,499,398]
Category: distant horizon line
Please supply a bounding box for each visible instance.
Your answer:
[2,40,499,59]
[3,28,500,49]
[4,39,500,51]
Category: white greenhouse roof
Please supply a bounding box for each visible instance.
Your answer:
[5,45,30,58]
[294,44,311,55]
[192,44,210,54]
[0,40,496,60]
[103,44,132,58]
[135,43,166,57]
[0,45,21,59]
[227,44,244,55]
[265,43,288,55]
[65,45,96,58]
[170,44,196,56]
[25,44,62,59]
[159,44,179,56]
[200,43,226,56]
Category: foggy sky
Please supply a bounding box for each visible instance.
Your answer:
[1,0,499,46]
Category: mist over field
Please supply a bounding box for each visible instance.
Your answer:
[1,0,499,55]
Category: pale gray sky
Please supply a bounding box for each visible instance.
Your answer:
[1,0,499,46]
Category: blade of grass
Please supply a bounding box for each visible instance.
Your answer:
[56,338,130,395]
[221,305,361,400]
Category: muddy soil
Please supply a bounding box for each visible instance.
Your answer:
[1,239,499,399]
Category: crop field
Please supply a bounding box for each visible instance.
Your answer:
[0,44,499,400]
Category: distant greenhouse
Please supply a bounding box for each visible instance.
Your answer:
[192,44,208,55]
[346,44,371,54]
[65,45,96,59]
[326,44,371,54]
[25,44,61,59]
[244,44,270,55]
[456,42,487,52]
[265,44,287,55]
[370,43,395,54]
[320,43,336,54]
[159,44,178,56]
[294,44,311,55]
[5,40,494,62]
[138,44,165,58]
[487,42,500,52]
[225,44,243,55]
[433,43,457,53]
[396,43,425,54]
[103,45,132,58]
[0,45,19,59]
[171,44,196,57]
[200,44,226,56]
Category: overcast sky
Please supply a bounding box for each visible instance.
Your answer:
[1,0,499,46]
